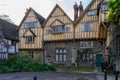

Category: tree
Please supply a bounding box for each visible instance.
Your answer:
[106,0,120,72]
[107,0,120,23]
[0,14,14,23]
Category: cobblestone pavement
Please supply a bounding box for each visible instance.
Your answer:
[0,72,97,80]
[0,72,119,80]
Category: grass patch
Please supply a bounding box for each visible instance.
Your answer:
[56,66,95,72]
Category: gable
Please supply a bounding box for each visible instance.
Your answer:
[19,8,43,29]
[44,4,72,27]
[23,29,36,37]
[76,0,100,25]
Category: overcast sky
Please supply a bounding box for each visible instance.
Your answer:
[0,0,91,25]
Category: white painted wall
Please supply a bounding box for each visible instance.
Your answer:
[0,39,19,54]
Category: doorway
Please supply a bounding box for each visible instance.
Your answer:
[96,54,103,67]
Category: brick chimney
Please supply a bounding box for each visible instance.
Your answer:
[79,1,83,16]
[73,2,78,21]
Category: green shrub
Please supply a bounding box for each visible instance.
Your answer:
[33,54,42,64]
[0,51,56,73]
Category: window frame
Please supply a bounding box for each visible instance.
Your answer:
[64,27,70,33]
[82,23,93,32]
[80,41,93,48]
[82,51,94,62]
[29,52,34,59]
[101,3,109,11]
[46,29,51,34]
[52,25,64,34]
[87,9,97,16]
[24,21,37,29]
[55,48,67,62]
[25,36,35,43]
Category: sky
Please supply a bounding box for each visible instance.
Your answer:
[0,0,91,25]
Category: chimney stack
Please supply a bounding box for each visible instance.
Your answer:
[79,1,83,16]
[73,2,78,21]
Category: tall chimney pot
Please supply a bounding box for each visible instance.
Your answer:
[73,2,78,21]
[79,1,83,16]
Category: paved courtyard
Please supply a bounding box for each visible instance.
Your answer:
[0,72,119,80]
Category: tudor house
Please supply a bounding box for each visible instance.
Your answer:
[19,0,109,67]
[18,8,45,60]
[0,19,18,59]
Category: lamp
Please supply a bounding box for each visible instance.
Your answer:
[42,39,46,65]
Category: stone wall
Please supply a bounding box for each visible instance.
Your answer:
[44,41,74,66]
[74,40,106,67]
[44,40,106,67]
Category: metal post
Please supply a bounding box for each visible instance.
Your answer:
[42,39,45,65]
[104,69,107,80]
[33,76,37,80]
[115,71,119,80]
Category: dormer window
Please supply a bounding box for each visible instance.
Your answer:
[87,10,96,16]
[24,21,37,29]
[52,25,64,33]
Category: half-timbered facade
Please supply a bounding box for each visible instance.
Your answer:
[0,19,18,59]
[18,8,45,60]
[19,0,110,67]
[74,0,108,67]
[43,4,74,66]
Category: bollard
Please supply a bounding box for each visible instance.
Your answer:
[104,69,107,80]
[33,76,37,80]
[115,71,119,80]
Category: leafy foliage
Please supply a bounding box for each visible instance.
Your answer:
[0,51,56,73]
[107,0,120,23]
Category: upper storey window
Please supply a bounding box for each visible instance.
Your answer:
[52,26,64,33]
[64,27,70,33]
[24,22,37,29]
[25,36,34,43]
[46,27,70,34]
[87,10,96,16]
[82,23,92,32]
[101,3,109,11]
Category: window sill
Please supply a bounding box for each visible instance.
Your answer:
[82,31,93,32]
[25,42,34,44]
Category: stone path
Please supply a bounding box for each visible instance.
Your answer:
[0,72,119,80]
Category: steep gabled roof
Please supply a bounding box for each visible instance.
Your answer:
[33,9,45,25]
[42,4,72,27]
[19,7,45,29]
[0,19,18,40]
[75,0,96,25]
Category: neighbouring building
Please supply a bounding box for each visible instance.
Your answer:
[0,19,18,59]
[19,0,110,67]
